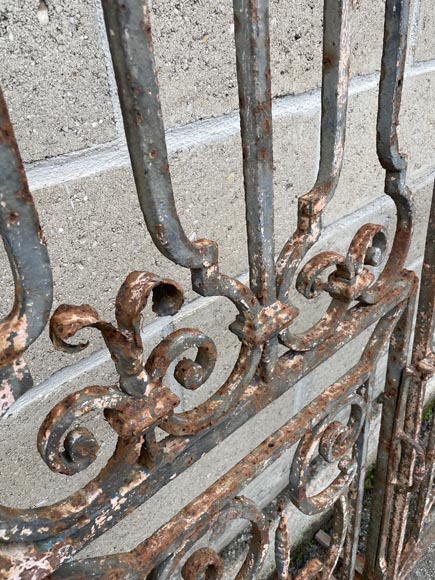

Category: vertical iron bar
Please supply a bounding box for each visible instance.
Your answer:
[384,362,426,579]
[376,0,409,174]
[412,183,435,363]
[363,289,417,580]
[362,0,419,574]
[233,0,277,378]
[341,380,373,579]
[400,183,435,560]
[308,0,352,209]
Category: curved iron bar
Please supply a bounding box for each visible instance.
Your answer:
[275,495,349,580]
[155,496,269,580]
[47,496,269,580]
[101,0,211,270]
[0,90,53,416]
[0,268,260,548]
[156,339,261,436]
[50,271,184,396]
[101,0,262,316]
[360,0,414,305]
[46,275,263,436]
[276,0,352,304]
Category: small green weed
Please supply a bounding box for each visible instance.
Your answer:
[423,399,435,423]
[364,465,376,490]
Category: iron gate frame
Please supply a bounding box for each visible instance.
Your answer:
[0,0,434,578]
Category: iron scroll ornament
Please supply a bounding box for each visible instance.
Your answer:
[0,0,427,579]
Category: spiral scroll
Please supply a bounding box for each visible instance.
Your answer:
[162,496,270,580]
[50,271,184,397]
[280,224,388,351]
[289,390,366,516]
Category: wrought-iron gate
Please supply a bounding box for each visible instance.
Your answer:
[0,0,434,578]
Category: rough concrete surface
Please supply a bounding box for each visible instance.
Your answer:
[151,0,387,127]
[0,0,116,161]
[413,0,435,62]
[410,543,435,579]
[402,71,435,178]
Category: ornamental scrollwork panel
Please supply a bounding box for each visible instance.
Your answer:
[1,0,434,579]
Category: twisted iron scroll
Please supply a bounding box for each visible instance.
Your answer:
[0,0,426,579]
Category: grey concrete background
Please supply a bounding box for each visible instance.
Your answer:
[0,0,435,577]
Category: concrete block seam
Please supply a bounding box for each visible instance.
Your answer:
[23,59,435,193]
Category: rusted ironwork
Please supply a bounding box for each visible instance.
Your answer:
[0,90,53,418]
[0,0,434,578]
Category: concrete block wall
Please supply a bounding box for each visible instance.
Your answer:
[0,0,435,576]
